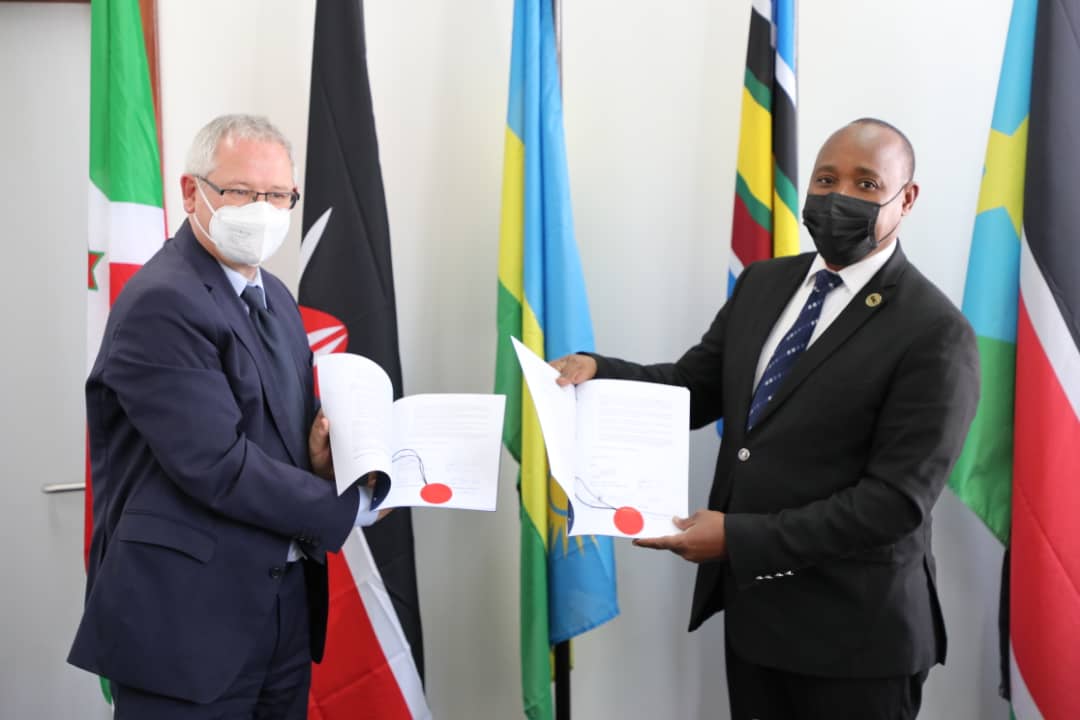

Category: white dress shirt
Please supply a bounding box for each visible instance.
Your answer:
[218,262,378,563]
[752,241,897,389]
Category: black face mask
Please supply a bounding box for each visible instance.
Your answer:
[802,185,907,266]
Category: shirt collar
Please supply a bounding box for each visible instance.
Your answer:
[218,262,265,305]
[804,240,898,295]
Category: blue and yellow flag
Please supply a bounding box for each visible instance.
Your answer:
[494,1,619,717]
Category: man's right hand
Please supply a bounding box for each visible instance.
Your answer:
[551,354,597,386]
[309,410,334,481]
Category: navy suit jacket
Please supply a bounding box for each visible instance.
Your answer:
[68,222,361,703]
[592,246,980,678]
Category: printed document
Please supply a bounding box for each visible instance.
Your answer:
[316,353,505,511]
[510,338,689,537]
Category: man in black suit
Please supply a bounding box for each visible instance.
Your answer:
[554,118,980,720]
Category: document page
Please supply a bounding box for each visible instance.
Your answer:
[509,337,577,497]
[316,353,394,496]
[509,338,691,538]
[381,393,506,511]
[570,379,689,538]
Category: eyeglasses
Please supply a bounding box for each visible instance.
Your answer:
[196,175,300,210]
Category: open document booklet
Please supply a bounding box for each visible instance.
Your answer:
[510,338,690,538]
[316,353,505,511]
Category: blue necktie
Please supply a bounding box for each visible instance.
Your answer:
[241,285,306,442]
[746,269,843,431]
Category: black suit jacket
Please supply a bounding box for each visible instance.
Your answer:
[68,222,361,703]
[592,246,979,678]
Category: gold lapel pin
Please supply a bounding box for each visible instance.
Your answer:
[865,293,882,308]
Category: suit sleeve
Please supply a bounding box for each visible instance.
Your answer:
[724,313,981,584]
[590,265,753,428]
[101,283,359,553]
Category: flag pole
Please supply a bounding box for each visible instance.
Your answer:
[552,0,570,717]
[555,641,570,720]
[553,0,563,88]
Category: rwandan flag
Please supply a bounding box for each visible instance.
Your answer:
[728,0,799,294]
[950,0,1080,716]
[85,0,166,703]
[494,1,619,717]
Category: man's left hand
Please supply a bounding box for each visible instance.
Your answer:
[633,509,728,563]
[308,410,334,481]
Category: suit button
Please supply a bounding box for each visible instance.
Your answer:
[269,566,284,579]
[737,448,750,462]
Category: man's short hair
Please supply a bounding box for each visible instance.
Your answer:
[849,117,916,180]
[185,114,294,179]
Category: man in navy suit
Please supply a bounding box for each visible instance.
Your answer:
[554,119,980,720]
[69,114,378,719]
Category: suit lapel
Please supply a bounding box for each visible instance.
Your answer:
[175,223,305,466]
[749,245,910,432]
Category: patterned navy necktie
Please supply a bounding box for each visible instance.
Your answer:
[241,285,306,441]
[746,269,843,431]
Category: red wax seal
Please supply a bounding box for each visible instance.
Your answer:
[420,483,453,504]
[613,506,644,535]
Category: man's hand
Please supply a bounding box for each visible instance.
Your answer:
[633,509,728,563]
[551,353,598,386]
[363,471,394,521]
[309,410,334,481]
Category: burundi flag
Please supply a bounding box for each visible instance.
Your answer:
[494,1,619,717]
[86,0,165,703]
[299,1,428,718]
[728,0,798,294]
[86,0,165,561]
[950,0,1080,717]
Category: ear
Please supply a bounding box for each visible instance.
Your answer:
[901,182,920,215]
[181,174,197,215]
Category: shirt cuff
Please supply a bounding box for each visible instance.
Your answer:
[354,486,380,528]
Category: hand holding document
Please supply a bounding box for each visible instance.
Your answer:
[315,353,506,511]
[510,338,689,538]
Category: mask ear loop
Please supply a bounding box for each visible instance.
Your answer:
[872,179,913,245]
[878,179,911,208]
[190,178,218,239]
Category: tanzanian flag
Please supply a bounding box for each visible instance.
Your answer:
[950,0,1080,716]
[728,0,799,293]
[494,1,619,717]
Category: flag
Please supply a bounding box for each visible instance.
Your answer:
[949,0,1080,717]
[1011,0,1080,715]
[86,0,165,703]
[298,1,428,718]
[87,0,165,559]
[727,0,799,294]
[494,1,619,717]
[947,0,1034,546]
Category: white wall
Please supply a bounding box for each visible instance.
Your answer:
[0,4,110,720]
[1,1,1011,718]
